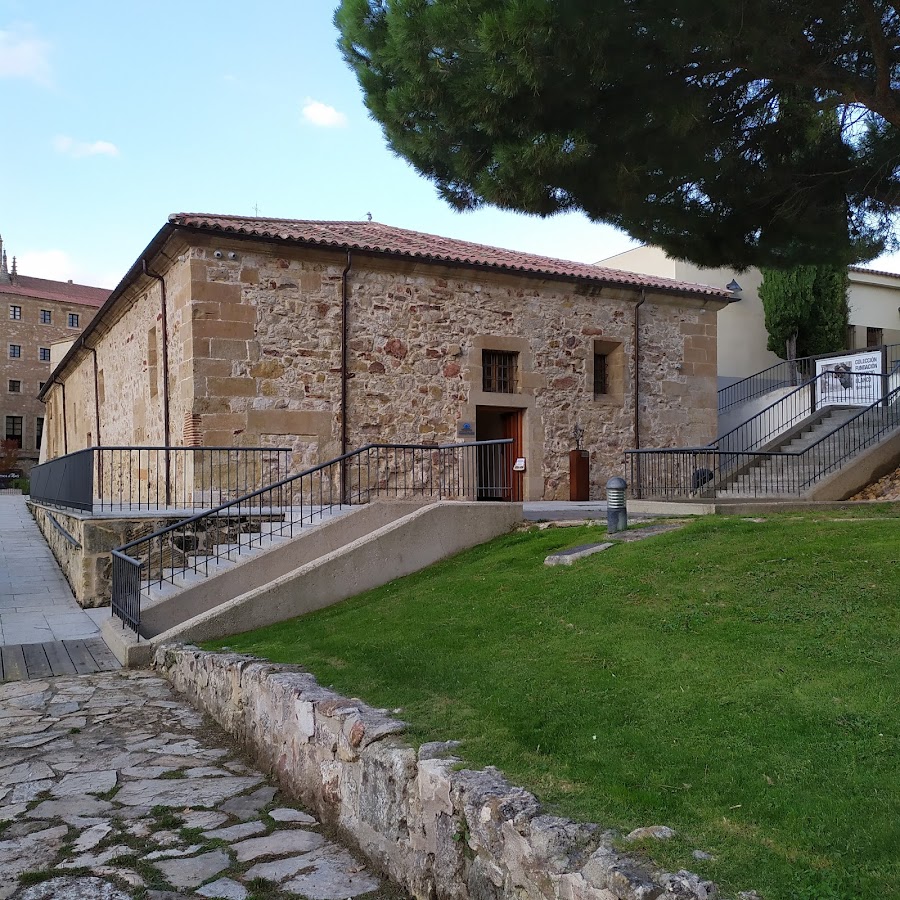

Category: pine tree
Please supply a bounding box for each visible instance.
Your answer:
[336,0,900,269]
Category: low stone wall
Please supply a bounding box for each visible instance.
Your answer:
[28,502,183,608]
[156,646,746,900]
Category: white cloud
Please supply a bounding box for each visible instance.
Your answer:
[16,249,119,288]
[0,24,51,85]
[53,135,120,158]
[301,98,348,128]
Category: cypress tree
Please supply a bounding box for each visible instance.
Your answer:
[759,266,850,378]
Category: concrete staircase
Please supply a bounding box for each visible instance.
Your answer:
[717,407,895,499]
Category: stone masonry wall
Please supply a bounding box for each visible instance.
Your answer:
[43,249,194,459]
[156,645,743,900]
[187,236,720,500]
[28,502,199,607]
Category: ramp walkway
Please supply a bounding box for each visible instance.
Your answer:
[0,495,108,646]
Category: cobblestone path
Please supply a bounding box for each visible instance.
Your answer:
[0,669,396,900]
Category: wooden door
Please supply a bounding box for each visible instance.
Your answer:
[503,410,524,502]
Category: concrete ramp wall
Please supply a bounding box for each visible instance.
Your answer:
[140,501,427,638]
[108,501,522,665]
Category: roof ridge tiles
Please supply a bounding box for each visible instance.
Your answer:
[168,212,730,298]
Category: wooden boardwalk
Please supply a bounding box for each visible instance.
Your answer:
[0,638,121,683]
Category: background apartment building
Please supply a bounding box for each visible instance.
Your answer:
[0,236,109,473]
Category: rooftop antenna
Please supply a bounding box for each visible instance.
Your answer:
[366,212,373,221]
[253,203,260,216]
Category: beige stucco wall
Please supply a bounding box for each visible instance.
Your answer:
[45,232,724,501]
[846,270,900,350]
[603,247,900,383]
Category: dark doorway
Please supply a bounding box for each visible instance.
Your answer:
[475,407,524,501]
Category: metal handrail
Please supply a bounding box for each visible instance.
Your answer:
[628,382,900,499]
[111,439,515,634]
[714,371,887,455]
[30,445,292,513]
[718,342,900,412]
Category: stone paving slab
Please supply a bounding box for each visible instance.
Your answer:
[0,669,396,900]
[0,497,104,647]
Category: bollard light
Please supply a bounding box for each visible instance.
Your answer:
[606,476,627,535]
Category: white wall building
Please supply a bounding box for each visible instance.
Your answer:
[600,246,900,388]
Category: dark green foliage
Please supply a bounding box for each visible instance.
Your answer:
[760,265,849,361]
[335,0,900,269]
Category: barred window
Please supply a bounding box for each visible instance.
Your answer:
[482,350,518,393]
[593,353,609,397]
[867,326,883,348]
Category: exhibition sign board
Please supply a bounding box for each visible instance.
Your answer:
[815,350,883,407]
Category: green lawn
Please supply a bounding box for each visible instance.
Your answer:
[204,510,900,900]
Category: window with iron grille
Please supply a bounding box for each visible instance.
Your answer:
[8,380,20,393]
[9,305,21,320]
[593,353,609,397]
[482,350,518,393]
[867,326,883,348]
[39,347,50,362]
[8,344,20,359]
[5,416,22,448]
[40,309,51,324]
[68,312,80,328]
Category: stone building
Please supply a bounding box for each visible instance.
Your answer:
[39,214,731,500]
[0,235,109,473]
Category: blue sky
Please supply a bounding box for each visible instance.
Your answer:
[1,2,898,289]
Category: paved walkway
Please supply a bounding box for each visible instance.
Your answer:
[0,669,389,900]
[0,496,106,646]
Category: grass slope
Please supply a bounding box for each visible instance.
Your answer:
[205,511,900,900]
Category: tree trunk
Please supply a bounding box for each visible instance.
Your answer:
[786,332,799,385]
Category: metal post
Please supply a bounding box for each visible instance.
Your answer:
[606,476,628,534]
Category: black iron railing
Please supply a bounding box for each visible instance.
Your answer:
[29,446,292,513]
[111,439,514,634]
[717,343,900,413]
[716,371,888,455]
[629,382,900,500]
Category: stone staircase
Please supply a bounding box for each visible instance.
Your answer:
[717,406,895,499]
[139,508,348,613]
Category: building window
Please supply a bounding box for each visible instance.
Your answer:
[39,381,46,391]
[867,327,883,348]
[482,350,518,393]
[593,353,609,397]
[9,305,21,320]
[39,347,51,362]
[8,380,21,393]
[8,344,21,359]
[40,309,52,324]
[36,417,44,449]
[846,325,856,350]
[5,416,22,449]
[68,312,80,328]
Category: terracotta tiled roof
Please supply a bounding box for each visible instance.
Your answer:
[170,213,731,298]
[848,264,900,281]
[0,274,109,307]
